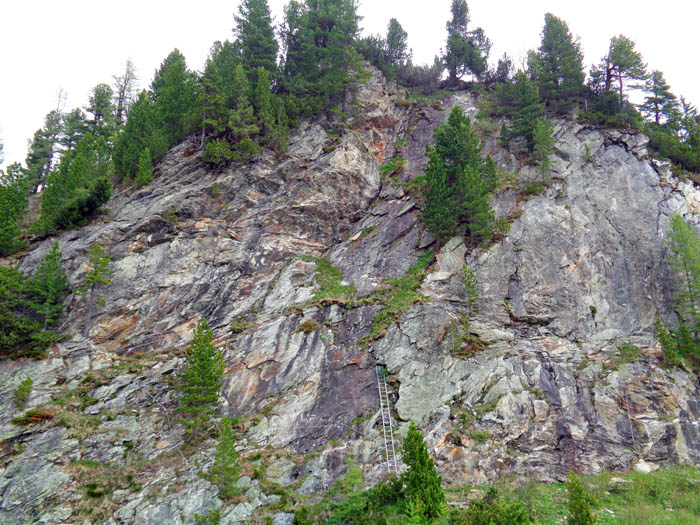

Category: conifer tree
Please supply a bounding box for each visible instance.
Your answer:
[502,72,546,149]
[566,471,598,525]
[443,0,491,84]
[76,243,113,337]
[114,91,167,180]
[151,49,200,146]
[112,59,138,127]
[207,419,241,499]
[666,213,700,331]
[209,40,240,109]
[29,241,68,333]
[401,421,446,519]
[386,18,411,68]
[533,119,555,181]
[234,0,278,80]
[229,65,260,161]
[454,165,494,244]
[533,14,584,114]
[640,70,679,126]
[86,83,116,140]
[60,108,88,152]
[24,110,63,194]
[593,35,647,109]
[177,318,225,439]
[433,105,482,185]
[253,67,276,140]
[0,163,28,255]
[424,149,459,243]
[134,147,154,187]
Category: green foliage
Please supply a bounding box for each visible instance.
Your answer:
[234,0,278,79]
[0,244,67,358]
[380,156,406,177]
[532,119,555,181]
[615,342,644,365]
[36,133,112,233]
[532,14,584,114]
[206,419,240,500]
[442,0,491,84]
[454,487,535,524]
[655,213,700,368]
[301,256,356,303]
[401,421,446,520]
[194,509,221,525]
[134,147,154,188]
[639,70,680,126]
[13,377,33,410]
[211,182,220,197]
[423,106,496,245]
[367,252,434,341]
[76,243,113,337]
[281,0,362,105]
[177,318,225,439]
[0,163,28,255]
[113,91,167,180]
[566,471,598,525]
[498,72,546,150]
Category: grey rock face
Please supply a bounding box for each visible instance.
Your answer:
[2,69,700,522]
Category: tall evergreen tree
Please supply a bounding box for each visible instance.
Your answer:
[253,67,276,140]
[112,59,138,126]
[29,241,68,332]
[282,0,362,104]
[201,59,228,142]
[151,49,200,145]
[443,0,491,84]
[424,149,459,243]
[177,318,225,440]
[86,83,116,139]
[501,72,546,149]
[24,110,63,194]
[533,14,584,114]
[640,70,679,126]
[60,108,88,152]
[228,65,260,161]
[386,18,411,68]
[0,163,28,255]
[134,147,154,188]
[591,35,647,109]
[401,421,446,519]
[234,0,278,80]
[208,40,240,109]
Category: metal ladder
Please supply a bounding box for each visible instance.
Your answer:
[375,365,399,474]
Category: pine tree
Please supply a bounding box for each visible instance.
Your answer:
[24,110,63,194]
[29,242,68,349]
[112,59,138,127]
[533,119,555,181]
[424,148,459,243]
[253,67,276,140]
[207,419,241,499]
[208,40,240,109]
[76,243,113,337]
[229,65,260,162]
[401,421,446,519]
[60,108,88,152]
[234,0,278,80]
[134,147,154,187]
[597,35,647,109]
[502,72,546,149]
[86,83,116,140]
[640,70,679,126]
[386,18,411,68]
[177,318,225,439]
[442,0,491,84]
[533,14,584,114]
[454,165,494,244]
[151,49,200,146]
[113,91,167,180]
[666,213,700,331]
[433,105,482,185]
[0,163,28,255]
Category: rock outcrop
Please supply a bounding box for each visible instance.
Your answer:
[2,69,700,523]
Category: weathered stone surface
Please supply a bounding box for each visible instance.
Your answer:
[2,68,700,521]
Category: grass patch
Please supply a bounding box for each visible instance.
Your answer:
[354,225,376,242]
[469,429,491,443]
[380,156,406,177]
[361,252,434,344]
[300,256,356,303]
[615,342,644,365]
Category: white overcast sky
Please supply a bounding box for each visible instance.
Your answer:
[1,0,699,169]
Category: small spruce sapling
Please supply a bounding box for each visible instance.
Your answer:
[207,418,240,499]
[566,471,598,525]
[29,241,68,345]
[401,421,446,520]
[177,318,225,440]
[533,119,555,183]
[76,243,113,337]
[13,377,33,410]
[134,147,154,187]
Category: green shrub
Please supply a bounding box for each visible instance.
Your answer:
[13,377,33,409]
[566,471,598,525]
[211,182,220,198]
[454,487,535,524]
[206,420,240,500]
[401,421,446,520]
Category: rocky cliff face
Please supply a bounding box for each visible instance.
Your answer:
[2,69,700,523]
